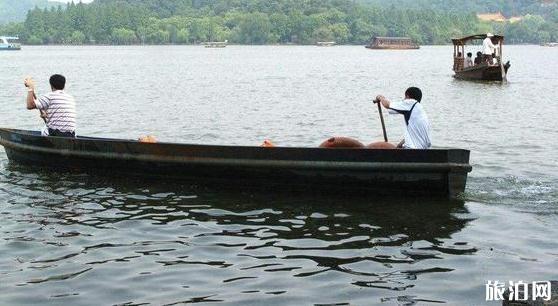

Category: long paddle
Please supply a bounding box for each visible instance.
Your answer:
[32,92,47,123]
[374,99,388,142]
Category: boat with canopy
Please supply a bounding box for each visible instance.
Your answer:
[452,34,510,81]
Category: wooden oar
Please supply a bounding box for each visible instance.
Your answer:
[32,92,47,123]
[374,99,388,142]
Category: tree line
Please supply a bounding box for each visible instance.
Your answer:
[1,0,557,45]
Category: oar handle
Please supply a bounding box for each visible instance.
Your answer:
[374,99,388,142]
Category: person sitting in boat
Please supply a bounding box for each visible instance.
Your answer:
[375,87,431,149]
[464,52,473,68]
[474,51,483,65]
[24,75,76,137]
[483,33,497,65]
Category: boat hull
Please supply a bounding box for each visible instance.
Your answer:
[0,129,472,198]
[0,45,21,51]
[454,64,509,81]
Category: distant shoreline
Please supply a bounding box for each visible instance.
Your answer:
[15,43,545,47]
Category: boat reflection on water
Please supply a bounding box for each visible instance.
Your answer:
[2,162,475,304]
[6,162,474,253]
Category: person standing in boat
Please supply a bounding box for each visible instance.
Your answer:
[464,52,474,68]
[24,75,76,137]
[375,87,431,149]
[482,33,497,65]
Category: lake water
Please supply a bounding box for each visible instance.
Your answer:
[1,45,557,305]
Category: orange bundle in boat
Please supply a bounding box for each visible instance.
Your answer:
[319,137,364,148]
[138,135,157,143]
[260,139,275,147]
[367,141,396,149]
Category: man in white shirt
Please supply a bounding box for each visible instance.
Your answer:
[24,74,77,137]
[375,87,431,149]
[483,33,497,65]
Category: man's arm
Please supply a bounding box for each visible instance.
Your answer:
[24,77,36,110]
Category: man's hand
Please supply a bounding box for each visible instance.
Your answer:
[375,95,390,108]
[24,77,35,90]
[374,95,385,103]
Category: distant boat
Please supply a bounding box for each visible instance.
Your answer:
[316,41,336,47]
[365,37,419,50]
[0,36,21,51]
[542,42,558,47]
[452,34,511,82]
[204,40,227,48]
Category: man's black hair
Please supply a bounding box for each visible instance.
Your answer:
[49,74,66,90]
[467,52,472,57]
[476,51,482,56]
[405,87,422,102]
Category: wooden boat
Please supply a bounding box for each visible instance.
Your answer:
[0,36,21,51]
[0,128,472,198]
[365,37,419,50]
[316,41,336,47]
[452,34,510,81]
[204,40,227,48]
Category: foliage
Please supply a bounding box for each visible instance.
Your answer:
[1,0,557,45]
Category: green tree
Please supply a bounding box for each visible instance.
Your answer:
[111,28,137,44]
[236,13,274,44]
[176,28,189,43]
[313,26,334,42]
[67,30,85,44]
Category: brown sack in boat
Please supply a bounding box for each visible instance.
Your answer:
[260,139,275,147]
[367,141,397,149]
[319,137,365,148]
[138,135,157,143]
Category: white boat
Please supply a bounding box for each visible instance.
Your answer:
[542,42,558,47]
[0,36,21,50]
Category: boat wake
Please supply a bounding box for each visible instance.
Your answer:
[464,176,558,214]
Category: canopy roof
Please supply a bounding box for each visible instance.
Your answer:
[374,36,413,40]
[452,34,504,45]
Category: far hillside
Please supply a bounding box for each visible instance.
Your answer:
[360,0,557,17]
[0,0,58,24]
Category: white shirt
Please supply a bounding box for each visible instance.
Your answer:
[387,99,431,149]
[35,90,76,133]
[483,37,497,55]
[464,57,473,68]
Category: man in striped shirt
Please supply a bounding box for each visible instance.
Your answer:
[24,74,76,137]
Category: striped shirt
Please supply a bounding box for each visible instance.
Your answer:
[35,90,76,133]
